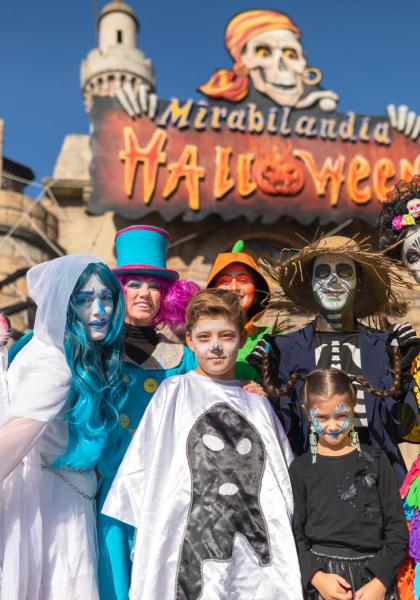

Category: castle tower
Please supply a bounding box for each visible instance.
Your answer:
[80,0,155,112]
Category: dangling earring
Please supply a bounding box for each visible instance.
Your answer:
[310,424,318,464]
[302,66,322,86]
[349,424,361,452]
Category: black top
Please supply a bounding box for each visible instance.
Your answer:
[124,324,159,366]
[289,447,407,590]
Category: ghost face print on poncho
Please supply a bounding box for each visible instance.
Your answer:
[176,403,270,600]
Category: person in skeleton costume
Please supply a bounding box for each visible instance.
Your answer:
[251,235,419,486]
[0,255,127,600]
[198,9,338,112]
[378,176,420,600]
[207,239,271,381]
[103,289,303,600]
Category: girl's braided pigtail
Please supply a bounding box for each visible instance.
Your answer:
[261,344,305,407]
[351,343,401,398]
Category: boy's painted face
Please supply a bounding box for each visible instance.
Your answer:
[75,274,114,341]
[309,394,353,446]
[213,263,256,312]
[402,224,420,284]
[187,317,244,378]
[124,275,162,326]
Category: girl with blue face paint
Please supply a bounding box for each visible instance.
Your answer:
[288,368,407,600]
[308,398,355,458]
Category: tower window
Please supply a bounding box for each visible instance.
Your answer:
[117,30,123,44]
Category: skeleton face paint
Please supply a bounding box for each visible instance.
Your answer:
[241,29,306,107]
[312,255,357,314]
[310,397,353,445]
[188,318,242,378]
[74,274,114,341]
[402,224,420,284]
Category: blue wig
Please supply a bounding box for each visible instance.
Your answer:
[53,262,128,476]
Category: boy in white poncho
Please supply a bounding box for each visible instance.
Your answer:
[103,289,302,600]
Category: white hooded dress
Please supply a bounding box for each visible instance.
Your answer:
[0,254,104,600]
[103,370,303,600]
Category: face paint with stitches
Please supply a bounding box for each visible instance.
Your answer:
[312,255,357,313]
[188,317,241,377]
[402,224,420,284]
[74,274,114,341]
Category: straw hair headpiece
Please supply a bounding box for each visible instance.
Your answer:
[259,235,412,322]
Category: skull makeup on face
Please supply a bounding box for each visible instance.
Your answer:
[312,255,357,314]
[241,29,306,107]
[176,403,270,599]
[74,274,114,341]
[187,317,242,378]
[402,223,420,284]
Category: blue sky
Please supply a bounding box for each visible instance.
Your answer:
[1,1,419,186]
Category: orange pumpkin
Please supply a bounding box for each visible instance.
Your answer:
[254,145,304,196]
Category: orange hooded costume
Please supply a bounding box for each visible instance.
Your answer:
[206,240,271,381]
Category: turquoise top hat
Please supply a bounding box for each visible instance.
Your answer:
[114,225,179,281]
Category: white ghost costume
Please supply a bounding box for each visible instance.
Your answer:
[103,370,303,600]
[0,254,104,600]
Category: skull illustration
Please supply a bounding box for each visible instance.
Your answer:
[241,29,306,107]
[407,198,420,217]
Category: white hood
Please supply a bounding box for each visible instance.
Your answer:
[27,254,104,350]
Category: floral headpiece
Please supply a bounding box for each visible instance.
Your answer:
[391,199,420,232]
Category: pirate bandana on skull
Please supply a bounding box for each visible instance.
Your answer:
[176,403,270,600]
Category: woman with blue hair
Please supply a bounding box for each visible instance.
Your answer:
[0,254,127,600]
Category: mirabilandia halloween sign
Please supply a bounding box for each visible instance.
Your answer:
[89,9,420,225]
